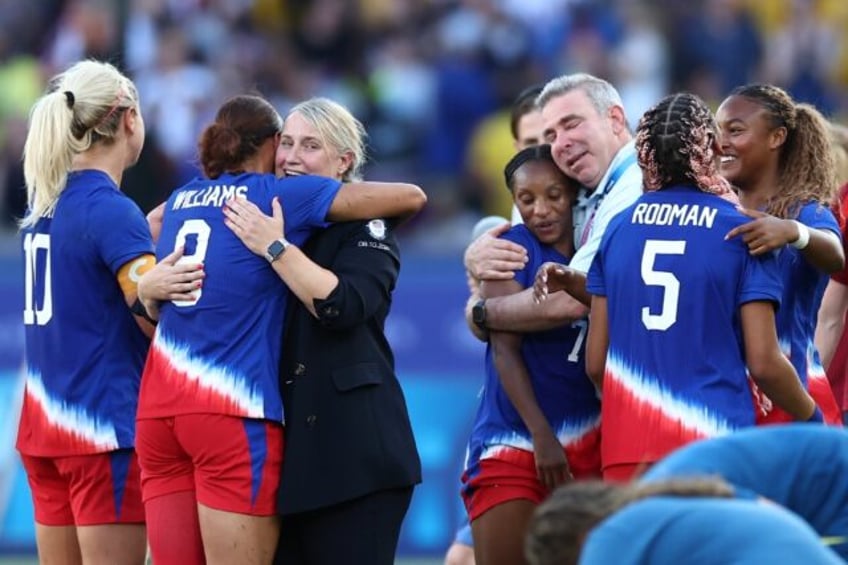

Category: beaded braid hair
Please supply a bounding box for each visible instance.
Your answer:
[729,84,837,219]
[635,92,732,197]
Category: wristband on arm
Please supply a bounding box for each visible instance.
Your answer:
[131,298,157,325]
[790,221,810,250]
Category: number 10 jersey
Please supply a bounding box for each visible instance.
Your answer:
[18,170,154,456]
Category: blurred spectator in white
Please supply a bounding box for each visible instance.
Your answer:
[134,24,218,181]
[46,0,118,71]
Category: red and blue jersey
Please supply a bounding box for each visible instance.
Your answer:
[586,186,783,467]
[776,202,840,387]
[17,170,154,456]
[137,172,341,423]
[464,225,601,476]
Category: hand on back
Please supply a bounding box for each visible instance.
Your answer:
[464,222,527,281]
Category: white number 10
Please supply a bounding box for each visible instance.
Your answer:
[23,233,52,326]
[640,239,686,331]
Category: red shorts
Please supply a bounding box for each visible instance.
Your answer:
[752,375,844,426]
[135,414,283,516]
[20,449,144,526]
[462,429,600,521]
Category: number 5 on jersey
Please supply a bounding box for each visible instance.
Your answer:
[641,239,685,331]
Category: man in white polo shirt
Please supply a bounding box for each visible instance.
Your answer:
[466,73,643,333]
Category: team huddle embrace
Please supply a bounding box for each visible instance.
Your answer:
[457,76,847,565]
[14,56,848,565]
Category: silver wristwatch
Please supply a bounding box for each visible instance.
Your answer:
[264,238,290,263]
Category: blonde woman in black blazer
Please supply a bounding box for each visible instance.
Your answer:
[223,97,423,565]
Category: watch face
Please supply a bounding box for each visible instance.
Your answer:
[266,239,287,261]
[268,241,285,256]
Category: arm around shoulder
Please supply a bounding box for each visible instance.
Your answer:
[485,287,588,333]
[328,181,426,223]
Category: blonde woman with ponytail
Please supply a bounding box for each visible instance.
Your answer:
[17,59,200,565]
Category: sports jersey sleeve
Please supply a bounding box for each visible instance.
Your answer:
[89,192,155,274]
[798,201,840,238]
[498,226,536,288]
[273,175,343,229]
[585,214,624,297]
[585,249,606,297]
[738,248,782,307]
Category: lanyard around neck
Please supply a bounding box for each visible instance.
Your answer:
[579,152,637,246]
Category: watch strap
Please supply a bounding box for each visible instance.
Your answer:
[265,238,290,263]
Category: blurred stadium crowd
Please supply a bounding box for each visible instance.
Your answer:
[1,0,848,251]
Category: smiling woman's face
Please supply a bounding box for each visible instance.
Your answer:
[275,111,345,180]
[716,95,783,191]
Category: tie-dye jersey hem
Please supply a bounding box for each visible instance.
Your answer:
[18,371,121,455]
[138,331,280,422]
[601,353,746,466]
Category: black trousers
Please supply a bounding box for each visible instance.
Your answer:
[274,486,414,565]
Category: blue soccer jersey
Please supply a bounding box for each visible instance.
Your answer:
[642,425,848,559]
[776,203,840,385]
[464,225,601,477]
[17,170,154,456]
[137,172,341,423]
[586,186,783,468]
[579,497,843,565]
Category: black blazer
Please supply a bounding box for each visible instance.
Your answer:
[277,219,422,515]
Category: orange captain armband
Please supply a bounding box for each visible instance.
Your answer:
[117,254,157,300]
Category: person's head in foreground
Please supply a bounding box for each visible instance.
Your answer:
[525,478,734,565]
[525,478,844,565]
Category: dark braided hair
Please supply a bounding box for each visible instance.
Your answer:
[729,84,837,219]
[636,92,732,196]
